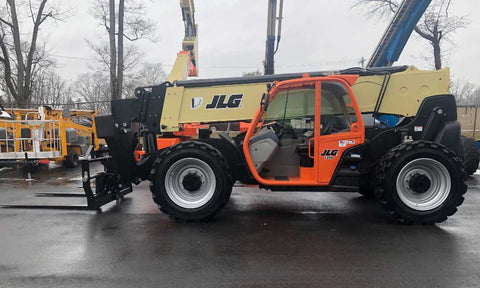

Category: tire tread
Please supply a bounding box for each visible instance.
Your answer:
[460,136,479,176]
[149,141,232,222]
[375,140,467,224]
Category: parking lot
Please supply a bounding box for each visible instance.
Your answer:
[1,165,480,288]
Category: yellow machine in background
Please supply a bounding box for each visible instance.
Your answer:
[0,106,100,168]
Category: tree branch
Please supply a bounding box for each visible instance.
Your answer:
[25,0,48,92]
[0,35,18,99]
[0,18,13,28]
[6,0,25,101]
[414,26,434,42]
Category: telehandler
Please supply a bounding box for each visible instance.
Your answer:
[80,0,467,224]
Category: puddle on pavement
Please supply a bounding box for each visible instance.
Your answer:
[0,162,102,187]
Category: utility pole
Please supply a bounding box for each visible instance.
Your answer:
[264,0,283,75]
[358,57,366,68]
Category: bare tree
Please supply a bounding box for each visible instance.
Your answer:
[91,0,155,100]
[75,72,111,114]
[87,40,145,99]
[123,62,167,97]
[0,0,66,108]
[135,62,167,86]
[87,40,144,73]
[30,69,72,108]
[242,70,263,77]
[353,0,469,70]
[451,79,480,106]
[0,64,8,105]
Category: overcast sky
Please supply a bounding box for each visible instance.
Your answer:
[43,0,480,84]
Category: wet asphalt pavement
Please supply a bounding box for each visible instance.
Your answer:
[0,164,480,288]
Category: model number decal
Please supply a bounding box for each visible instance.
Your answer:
[205,94,243,109]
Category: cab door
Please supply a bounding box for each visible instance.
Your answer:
[314,80,365,184]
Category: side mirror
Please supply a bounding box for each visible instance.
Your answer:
[260,92,270,111]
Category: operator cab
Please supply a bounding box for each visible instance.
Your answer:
[247,78,364,185]
[246,77,364,183]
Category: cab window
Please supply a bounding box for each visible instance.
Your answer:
[321,82,354,135]
[265,87,315,129]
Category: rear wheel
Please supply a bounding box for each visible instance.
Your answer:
[150,141,232,221]
[375,141,467,224]
[460,136,479,176]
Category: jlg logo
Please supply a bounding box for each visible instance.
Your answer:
[321,149,338,160]
[321,149,338,156]
[205,94,243,109]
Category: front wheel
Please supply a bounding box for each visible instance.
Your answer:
[150,141,232,221]
[375,141,467,224]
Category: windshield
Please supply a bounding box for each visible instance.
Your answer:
[265,82,356,135]
[265,87,315,126]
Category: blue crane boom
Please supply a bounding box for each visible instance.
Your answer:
[368,0,431,68]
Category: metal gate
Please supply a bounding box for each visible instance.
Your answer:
[0,119,62,160]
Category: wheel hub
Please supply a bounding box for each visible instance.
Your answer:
[396,158,451,211]
[408,173,431,194]
[164,158,216,209]
[182,172,203,192]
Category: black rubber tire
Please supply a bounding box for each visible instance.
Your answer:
[64,149,80,168]
[460,136,479,176]
[375,141,467,225]
[150,141,233,221]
